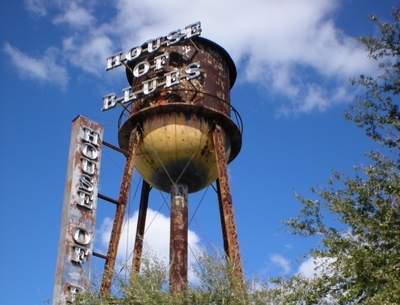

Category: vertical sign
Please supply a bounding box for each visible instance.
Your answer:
[53,116,103,304]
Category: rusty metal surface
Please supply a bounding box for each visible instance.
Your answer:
[102,140,129,157]
[119,36,242,146]
[118,105,242,192]
[100,127,141,296]
[119,103,242,163]
[125,37,235,117]
[213,124,243,284]
[135,111,220,193]
[169,184,189,292]
[53,116,103,305]
[131,180,151,274]
[118,37,242,194]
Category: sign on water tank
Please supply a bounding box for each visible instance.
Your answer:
[102,22,202,111]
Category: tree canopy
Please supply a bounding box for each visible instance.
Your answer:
[346,8,400,151]
[274,8,400,305]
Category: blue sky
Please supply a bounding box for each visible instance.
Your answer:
[0,0,397,304]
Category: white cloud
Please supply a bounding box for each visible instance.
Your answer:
[297,256,336,278]
[270,253,291,274]
[97,208,201,279]
[13,0,377,113]
[298,257,318,277]
[53,2,96,28]
[63,34,114,75]
[3,42,69,90]
[25,0,47,16]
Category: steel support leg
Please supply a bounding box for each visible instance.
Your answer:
[131,180,151,274]
[100,127,141,296]
[212,124,243,282]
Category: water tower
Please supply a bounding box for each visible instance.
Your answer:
[100,23,243,294]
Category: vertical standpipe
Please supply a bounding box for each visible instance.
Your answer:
[169,184,189,292]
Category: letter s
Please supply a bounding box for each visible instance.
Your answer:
[185,62,201,80]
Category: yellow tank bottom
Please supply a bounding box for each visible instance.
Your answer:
[135,112,231,193]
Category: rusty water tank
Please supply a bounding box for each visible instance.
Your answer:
[118,36,242,193]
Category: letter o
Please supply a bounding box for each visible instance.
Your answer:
[81,143,99,160]
[133,61,150,77]
[73,227,91,246]
[126,46,142,61]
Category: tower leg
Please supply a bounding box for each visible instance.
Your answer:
[100,127,141,296]
[212,124,243,283]
[169,183,188,292]
[131,180,151,274]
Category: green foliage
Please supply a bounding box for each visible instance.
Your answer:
[346,8,400,150]
[282,153,400,304]
[188,250,270,304]
[189,250,247,304]
[276,7,400,305]
[74,252,185,304]
[74,249,271,305]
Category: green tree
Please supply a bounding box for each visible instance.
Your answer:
[347,8,400,151]
[273,8,400,305]
[74,249,271,305]
[75,252,186,305]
